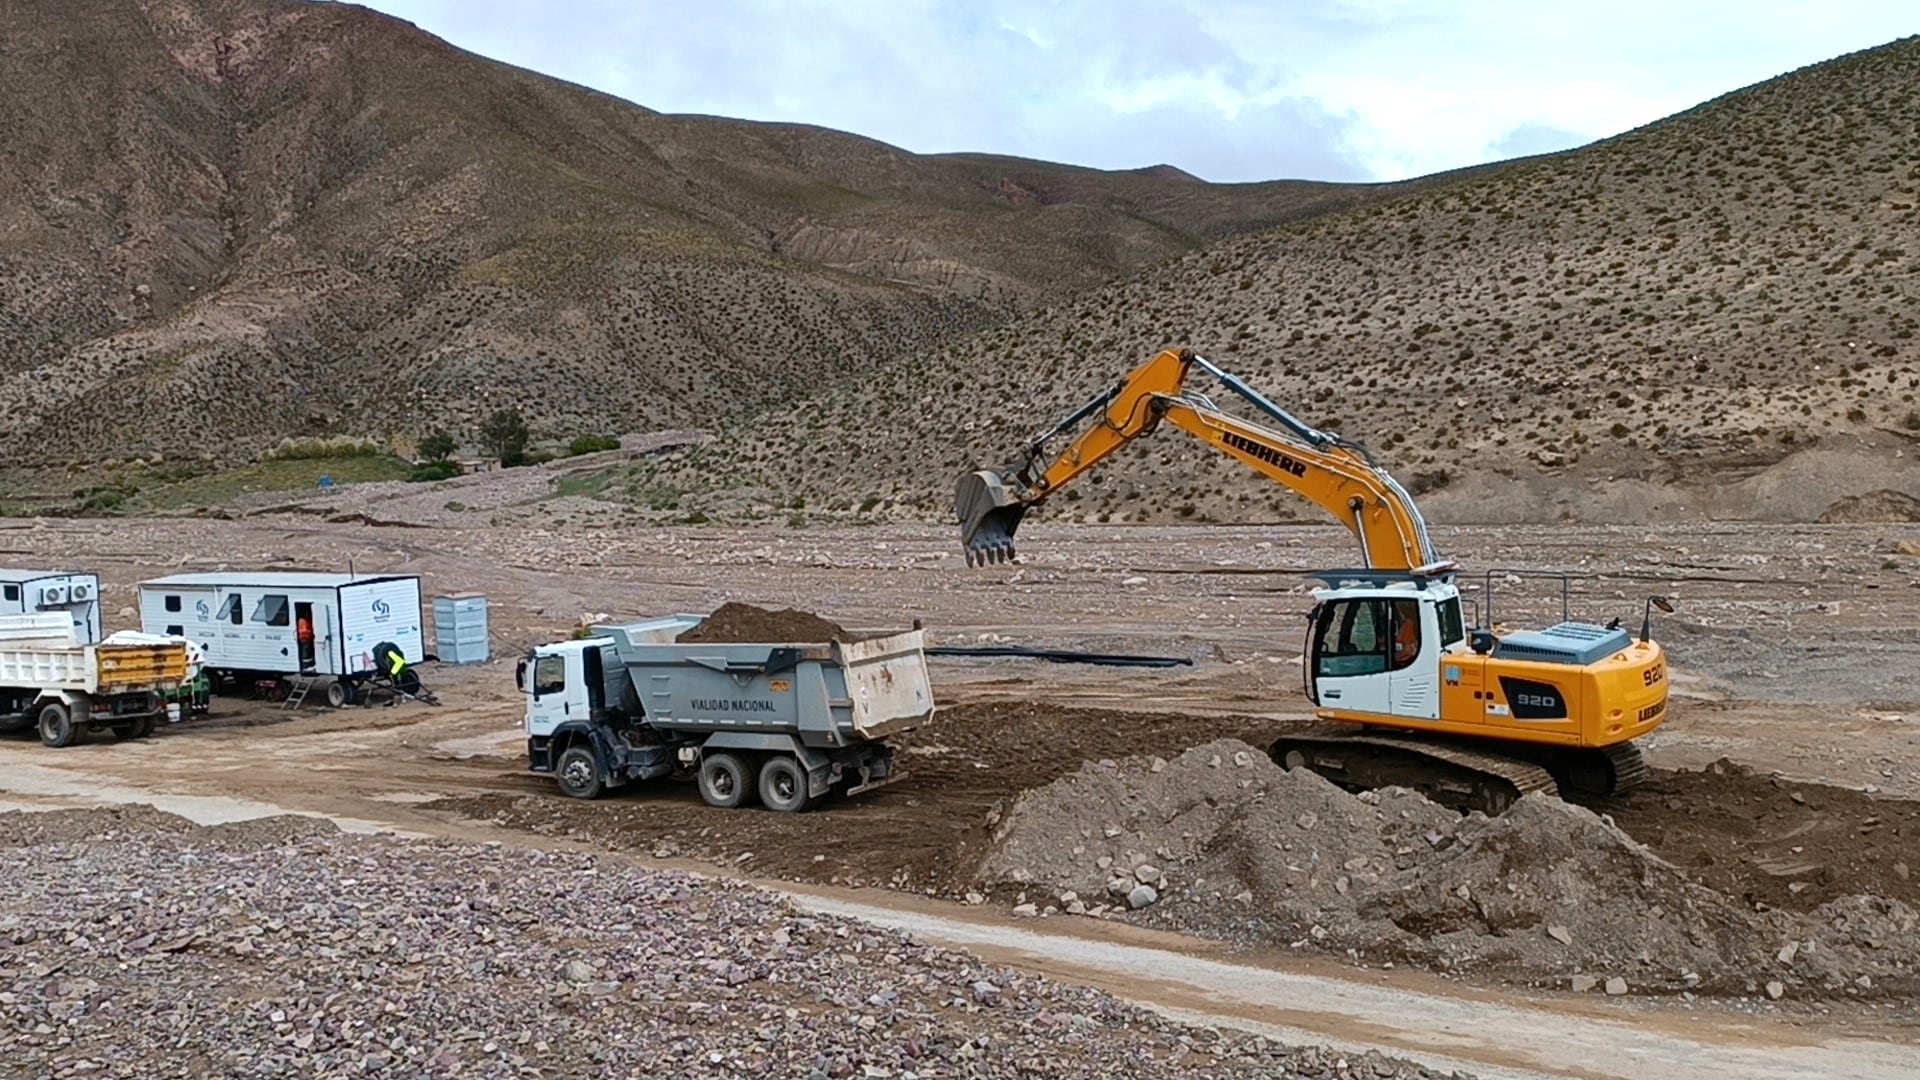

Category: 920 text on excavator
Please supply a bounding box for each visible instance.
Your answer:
[955,348,1672,814]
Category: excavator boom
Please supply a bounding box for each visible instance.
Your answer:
[957,348,1449,573]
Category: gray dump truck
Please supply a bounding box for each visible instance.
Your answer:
[520,615,933,811]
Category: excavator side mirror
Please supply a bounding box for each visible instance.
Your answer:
[1640,595,1673,643]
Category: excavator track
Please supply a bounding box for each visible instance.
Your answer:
[1271,723,1559,815]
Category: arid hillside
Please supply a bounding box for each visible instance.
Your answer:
[0,0,1461,470]
[645,35,1920,526]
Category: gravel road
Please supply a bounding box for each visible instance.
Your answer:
[0,808,1451,1080]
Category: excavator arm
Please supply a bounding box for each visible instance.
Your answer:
[956,348,1451,573]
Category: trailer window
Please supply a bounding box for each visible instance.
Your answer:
[166,624,183,636]
[532,654,567,696]
[2,585,17,602]
[165,595,182,613]
[252,595,290,627]
[220,595,243,625]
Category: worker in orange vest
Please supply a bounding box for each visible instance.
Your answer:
[296,613,315,668]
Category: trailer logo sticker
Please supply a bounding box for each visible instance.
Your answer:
[371,598,391,622]
[194,600,210,620]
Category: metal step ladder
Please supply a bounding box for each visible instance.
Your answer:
[282,674,318,711]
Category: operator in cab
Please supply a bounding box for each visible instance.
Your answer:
[1391,599,1420,666]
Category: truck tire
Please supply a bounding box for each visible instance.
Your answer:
[556,745,603,800]
[758,755,814,813]
[698,752,754,810]
[111,714,157,740]
[37,702,78,748]
[325,680,350,709]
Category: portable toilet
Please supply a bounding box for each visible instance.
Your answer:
[433,593,489,664]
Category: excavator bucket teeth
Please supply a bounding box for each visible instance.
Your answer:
[955,470,1027,566]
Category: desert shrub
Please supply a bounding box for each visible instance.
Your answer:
[417,431,457,462]
[407,461,459,483]
[480,409,530,466]
[264,435,386,461]
[1409,469,1453,495]
[568,434,622,456]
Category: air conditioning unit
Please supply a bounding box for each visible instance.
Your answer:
[70,583,91,601]
[38,585,69,605]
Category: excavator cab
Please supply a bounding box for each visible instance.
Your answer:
[1306,581,1462,720]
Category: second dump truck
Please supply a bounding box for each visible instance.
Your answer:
[521,615,932,811]
[0,614,190,747]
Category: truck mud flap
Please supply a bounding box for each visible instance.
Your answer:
[844,769,907,797]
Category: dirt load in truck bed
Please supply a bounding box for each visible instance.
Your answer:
[675,602,865,644]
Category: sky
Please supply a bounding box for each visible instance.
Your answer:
[359,1,1917,184]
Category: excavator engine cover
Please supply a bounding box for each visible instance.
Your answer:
[956,470,1026,565]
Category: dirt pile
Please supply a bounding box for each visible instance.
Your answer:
[977,740,1920,999]
[1817,489,1920,523]
[676,602,852,644]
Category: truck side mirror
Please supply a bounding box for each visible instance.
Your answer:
[515,657,528,693]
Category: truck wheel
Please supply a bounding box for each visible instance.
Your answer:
[556,745,603,800]
[325,680,350,708]
[758,755,814,813]
[698,752,754,810]
[37,702,78,748]
[112,715,157,740]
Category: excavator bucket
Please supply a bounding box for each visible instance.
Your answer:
[955,470,1027,566]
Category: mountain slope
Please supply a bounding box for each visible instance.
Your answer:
[0,0,1461,467]
[648,35,1920,525]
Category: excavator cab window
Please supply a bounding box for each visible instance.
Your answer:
[1388,599,1421,671]
[1437,596,1465,647]
[1313,599,1389,677]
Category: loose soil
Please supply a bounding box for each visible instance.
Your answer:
[435,702,1283,893]
[433,700,1920,999]
[675,601,857,643]
[1605,758,1920,913]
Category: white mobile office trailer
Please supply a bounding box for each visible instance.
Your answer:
[0,570,104,644]
[137,573,424,702]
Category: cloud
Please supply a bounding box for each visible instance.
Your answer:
[360,1,1917,182]
[1488,122,1592,163]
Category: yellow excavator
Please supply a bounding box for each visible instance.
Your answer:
[956,348,1671,811]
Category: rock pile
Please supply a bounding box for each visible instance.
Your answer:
[0,809,1452,1079]
[978,740,1920,999]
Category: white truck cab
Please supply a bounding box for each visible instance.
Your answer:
[520,639,607,737]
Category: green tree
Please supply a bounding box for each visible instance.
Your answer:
[479,409,530,467]
[417,430,456,462]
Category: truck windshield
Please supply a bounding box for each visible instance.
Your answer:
[532,654,566,696]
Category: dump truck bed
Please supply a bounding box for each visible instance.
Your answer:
[592,618,934,747]
[0,614,189,694]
